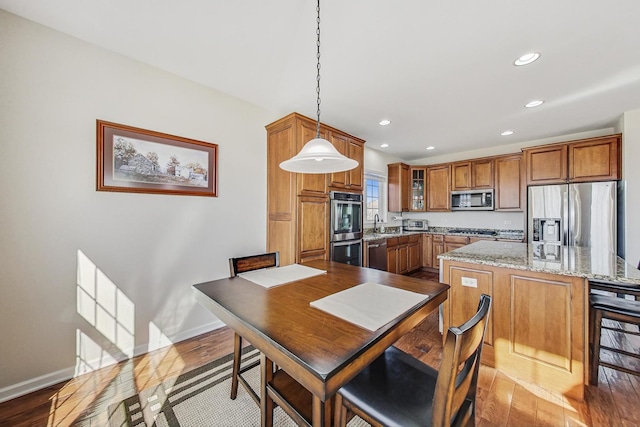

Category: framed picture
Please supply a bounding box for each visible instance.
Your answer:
[97,120,218,197]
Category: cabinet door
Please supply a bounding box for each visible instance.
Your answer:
[297,196,328,263]
[427,165,451,211]
[422,234,433,268]
[297,118,328,196]
[387,247,398,274]
[451,162,471,191]
[524,145,568,185]
[388,163,410,212]
[568,135,621,182]
[432,235,445,268]
[494,154,524,211]
[444,242,467,252]
[472,159,494,189]
[328,132,349,189]
[408,242,421,271]
[446,266,494,345]
[398,244,409,274]
[347,140,364,191]
[410,167,426,211]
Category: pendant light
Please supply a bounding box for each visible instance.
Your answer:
[279,0,358,174]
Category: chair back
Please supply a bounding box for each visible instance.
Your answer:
[229,252,280,277]
[432,294,491,427]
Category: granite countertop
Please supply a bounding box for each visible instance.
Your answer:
[438,240,640,285]
[363,227,524,242]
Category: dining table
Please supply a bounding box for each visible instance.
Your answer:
[192,259,449,427]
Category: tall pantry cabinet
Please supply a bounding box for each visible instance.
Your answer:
[266,113,365,266]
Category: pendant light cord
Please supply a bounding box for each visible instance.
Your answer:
[315,0,322,138]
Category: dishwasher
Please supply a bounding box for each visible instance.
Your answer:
[367,239,387,271]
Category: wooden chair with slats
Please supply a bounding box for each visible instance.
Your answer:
[334,294,492,427]
[228,251,279,405]
[589,265,640,386]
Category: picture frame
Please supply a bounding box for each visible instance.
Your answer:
[97,120,218,197]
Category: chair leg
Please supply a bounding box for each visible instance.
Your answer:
[231,333,242,399]
[590,309,603,386]
[334,393,346,427]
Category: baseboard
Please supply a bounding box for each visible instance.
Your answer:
[0,320,225,404]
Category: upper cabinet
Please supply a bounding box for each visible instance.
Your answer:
[451,159,494,191]
[494,154,524,211]
[388,162,410,212]
[410,167,427,211]
[427,164,451,211]
[329,132,365,192]
[523,134,621,185]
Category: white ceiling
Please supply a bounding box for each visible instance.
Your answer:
[2,0,640,161]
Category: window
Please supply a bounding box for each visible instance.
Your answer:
[364,172,386,222]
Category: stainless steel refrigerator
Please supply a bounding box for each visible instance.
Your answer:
[527,181,619,259]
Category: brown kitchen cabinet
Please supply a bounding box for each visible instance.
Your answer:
[266,112,364,265]
[422,234,433,268]
[410,167,427,211]
[494,153,524,211]
[451,159,493,191]
[426,164,451,211]
[431,234,445,268]
[444,235,469,252]
[388,163,410,212]
[523,133,621,185]
[329,132,365,191]
[408,235,422,271]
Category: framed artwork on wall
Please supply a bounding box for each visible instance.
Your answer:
[97,120,218,197]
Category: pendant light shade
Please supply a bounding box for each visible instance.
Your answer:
[279,138,358,173]
[279,0,358,174]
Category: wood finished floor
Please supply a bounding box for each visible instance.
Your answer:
[2,270,640,426]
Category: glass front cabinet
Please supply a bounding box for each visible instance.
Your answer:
[411,167,426,211]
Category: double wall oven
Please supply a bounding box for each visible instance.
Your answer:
[330,191,363,266]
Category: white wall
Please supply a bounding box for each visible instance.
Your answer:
[0,10,274,401]
[621,110,640,265]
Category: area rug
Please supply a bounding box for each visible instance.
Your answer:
[108,346,369,427]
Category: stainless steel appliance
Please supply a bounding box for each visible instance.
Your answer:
[403,219,428,231]
[367,239,387,271]
[527,181,619,259]
[451,189,494,211]
[330,191,363,266]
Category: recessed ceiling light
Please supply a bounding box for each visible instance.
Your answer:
[380,143,389,148]
[379,119,391,126]
[514,52,541,66]
[426,146,435,150]
[525,100,544,108]
[501,130,514,136]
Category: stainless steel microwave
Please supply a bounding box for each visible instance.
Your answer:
[451,189,494,211]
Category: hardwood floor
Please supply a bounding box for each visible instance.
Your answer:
[2,270,640,426]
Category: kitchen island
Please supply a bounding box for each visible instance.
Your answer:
[438,240,640,401]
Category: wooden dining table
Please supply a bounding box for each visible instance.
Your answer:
[192,260,449,427]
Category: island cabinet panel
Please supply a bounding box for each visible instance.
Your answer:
[447,266,494,345]
[508,275,572,370]
[442,260,587,401]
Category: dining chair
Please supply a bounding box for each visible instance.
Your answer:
[228,251,279,405]
[589,278,640,386]
[334,294,492,427]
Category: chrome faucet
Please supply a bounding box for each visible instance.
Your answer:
[373,214,380,233]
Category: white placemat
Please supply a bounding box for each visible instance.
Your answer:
[310,282,429,331]
[238,264,326,288]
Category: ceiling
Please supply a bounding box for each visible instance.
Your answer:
[2,0,640,161]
